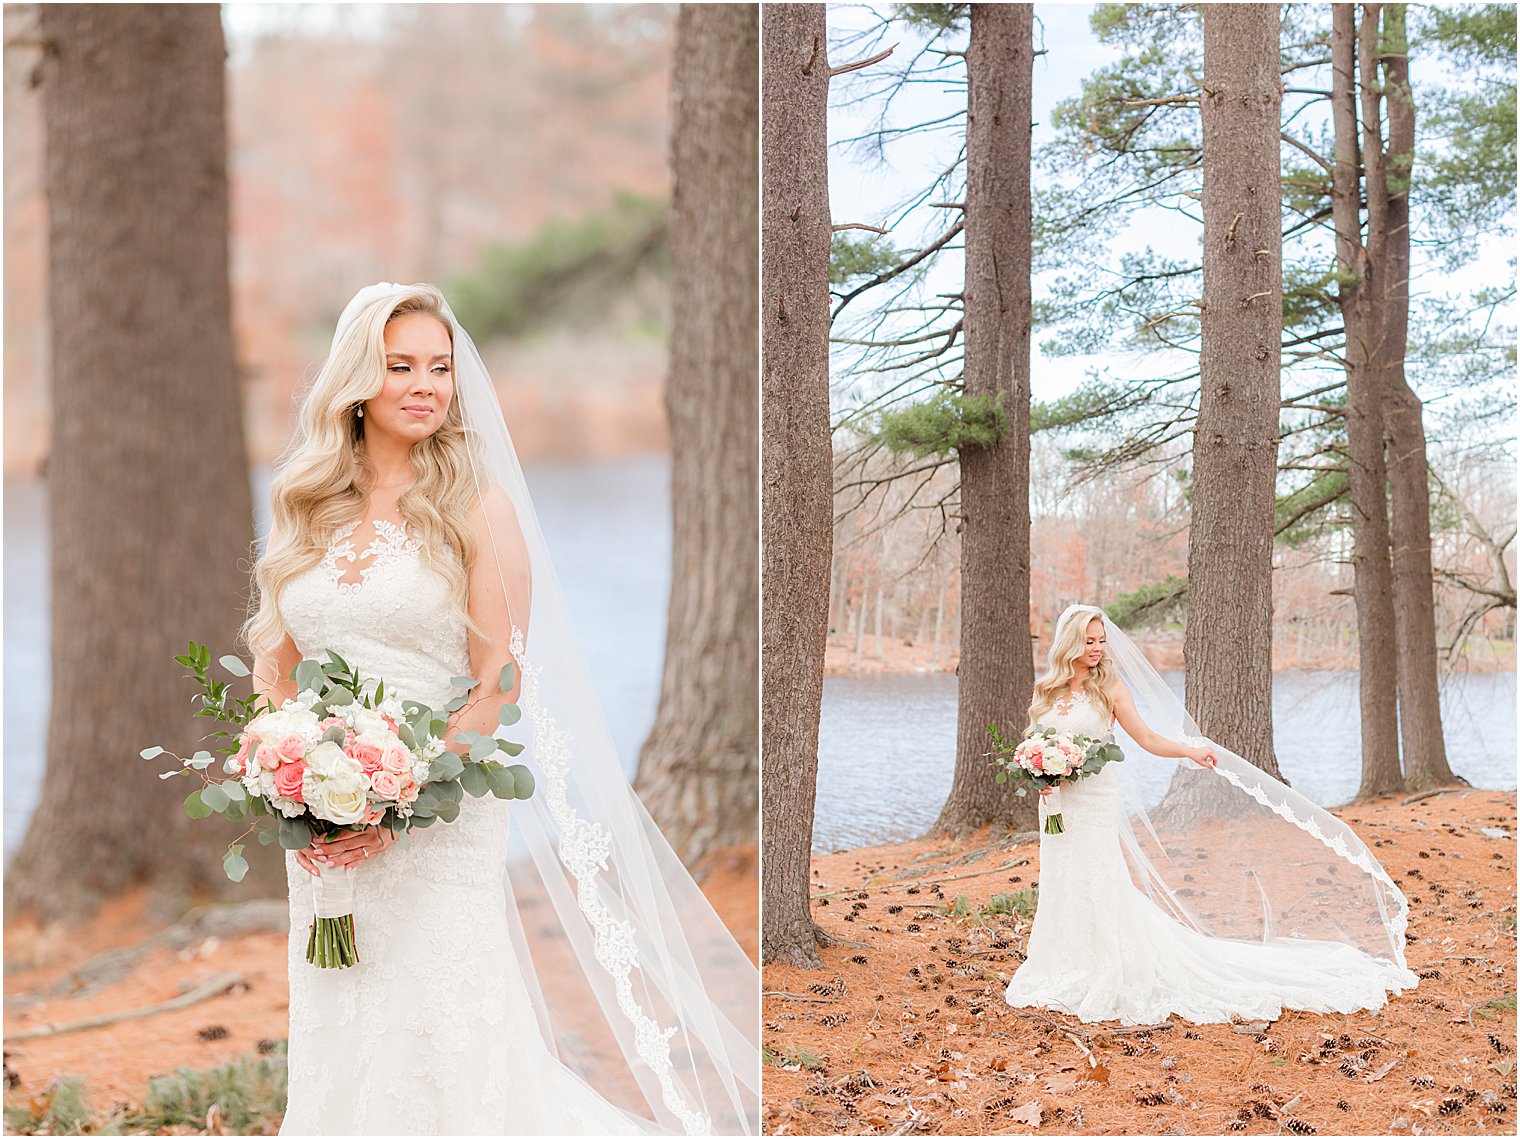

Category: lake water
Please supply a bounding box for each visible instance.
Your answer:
[2,456,672,857]
[814,668,1518,852]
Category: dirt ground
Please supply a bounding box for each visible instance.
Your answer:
[763,789,1517,1136]
[3,843,758,1120]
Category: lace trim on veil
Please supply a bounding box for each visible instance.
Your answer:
[1196,754,1413,965]
[508,627,710,1136]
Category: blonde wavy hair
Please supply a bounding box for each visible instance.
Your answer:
[1027,605,1118,729]
[243,284,484,658]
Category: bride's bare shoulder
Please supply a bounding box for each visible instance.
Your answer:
[466,483,523,533]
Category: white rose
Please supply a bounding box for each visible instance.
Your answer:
[1043,750,1070,776]
[310,768,370,826]
[305,740,353,778]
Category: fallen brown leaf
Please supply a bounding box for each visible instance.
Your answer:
[1365,1059,1401,1083]
[1007,1100,1043,1127]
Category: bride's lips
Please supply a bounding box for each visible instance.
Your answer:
[402,405,434,419]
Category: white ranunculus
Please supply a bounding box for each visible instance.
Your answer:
[311,768,370,826]
[1042,749,1070,777]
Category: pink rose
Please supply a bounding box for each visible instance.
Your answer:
[273,759,307,802]
[370,769,402,800]
[231,732,255,775]
[380,714,400,735]
[274,735,304,766]
[1028,750,1044,772]
[364,807,385,826]
[398,776,419,804]
[349,743,383,775]
[381,747,409,775]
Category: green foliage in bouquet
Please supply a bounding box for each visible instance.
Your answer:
[142,641,535,881]
[983,722,1125,797]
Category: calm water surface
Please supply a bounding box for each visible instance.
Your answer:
[814,669,1517,852]
[3,456,671,857]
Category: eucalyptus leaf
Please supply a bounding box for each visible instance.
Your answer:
[484,764,516,799]
[324,725,347,744]
[223,853,250,883]
[506,764,535,800]
[294,660,324,694]
[222,781,247,802]
[444,696,468,713]
[184,789,212,820]
[398,723,417,749]
[257,828,277,845]
[498,740,525,757]
[159,770,183,780]
[434,799,461,823]
[435,779,464,804]
[450,676,481,690]
[278,815,314,850]
[188,750,216,770]
[498,704,522,727]
[459,764,489,798]
[498,664,516,692]
[219,655,251,677]
[140,745,165,761]
[411,812,438,829]
[200,782,230,812]
[429,752,464,783]
[468,737,497,762]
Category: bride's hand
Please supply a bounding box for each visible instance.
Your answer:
[1185,745,1217,770]
[303,825,398,873]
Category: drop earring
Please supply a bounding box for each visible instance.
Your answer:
[356,405,364,418]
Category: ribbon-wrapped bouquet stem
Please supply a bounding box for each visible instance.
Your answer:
[143,642,535,968]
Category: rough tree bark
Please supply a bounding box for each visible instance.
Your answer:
[8,5,259,920]
[1331,2,1403,798]
[761,3,834,968]
[635,4,760,870]
[931,2,1036,839]
[1185,3,1284,780]
[1374,4,1458,790]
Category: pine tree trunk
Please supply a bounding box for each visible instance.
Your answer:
[8,5,259,921]
[931,3,1036,839]
[1186,3,1283,778]
[1332,3,1403,798]
[1375,5,1457,790]
[634,4,760,870]
[761,3,833,968]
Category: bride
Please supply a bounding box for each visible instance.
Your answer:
[245,282,758,1134]
[1004,604,1418,1026]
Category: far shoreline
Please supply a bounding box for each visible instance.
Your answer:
[825,629,1518,677]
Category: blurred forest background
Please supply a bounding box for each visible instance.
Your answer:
[6,3,675,474]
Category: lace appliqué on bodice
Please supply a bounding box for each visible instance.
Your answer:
[1039,687,1114,740]
[279,518,468,711]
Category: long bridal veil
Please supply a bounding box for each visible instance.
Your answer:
[1056,603,1417,991]
[327,283,759,1135]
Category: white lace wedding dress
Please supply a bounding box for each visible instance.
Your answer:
[276,517,644,1135]
[1004,690,1410,1026]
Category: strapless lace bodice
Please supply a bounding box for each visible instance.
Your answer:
[278,518,471,709]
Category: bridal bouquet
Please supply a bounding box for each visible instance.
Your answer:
[143,642,535,968]
[985,724,1124,834]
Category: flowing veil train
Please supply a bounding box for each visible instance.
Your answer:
[1054,604,1417,995]
[317,283,760,1135]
